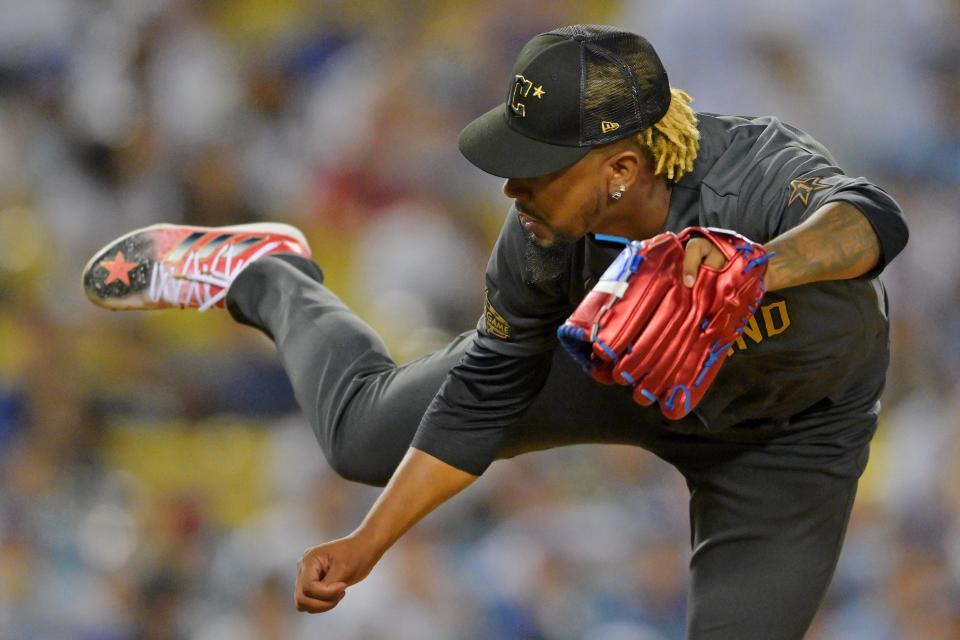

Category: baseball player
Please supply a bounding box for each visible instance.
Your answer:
[83,26,907,639]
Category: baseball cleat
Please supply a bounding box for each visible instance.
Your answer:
[82,223,310,311]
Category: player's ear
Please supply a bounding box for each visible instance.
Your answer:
[602,144,645,193]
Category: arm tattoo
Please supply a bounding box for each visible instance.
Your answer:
[763,202,881,291]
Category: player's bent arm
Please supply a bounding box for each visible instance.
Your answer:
[762,201,881,292]
[356,448,477,549]
[294,448,477,614]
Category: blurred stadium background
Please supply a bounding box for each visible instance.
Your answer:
[0,1,958,638]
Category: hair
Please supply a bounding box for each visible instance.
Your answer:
[634,88,699,183]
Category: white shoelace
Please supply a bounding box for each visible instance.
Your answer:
[149,240,281,312]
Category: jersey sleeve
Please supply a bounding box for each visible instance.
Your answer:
[410,210,576,475]
[732,144,908,278]
[410,340,553,475]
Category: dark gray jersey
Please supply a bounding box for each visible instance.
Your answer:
[412,113,908,475]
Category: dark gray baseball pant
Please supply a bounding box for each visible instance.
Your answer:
[226,255,878,640]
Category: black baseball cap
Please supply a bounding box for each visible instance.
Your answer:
[459,25,671,179]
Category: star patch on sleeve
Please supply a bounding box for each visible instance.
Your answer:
[787,176,830,207]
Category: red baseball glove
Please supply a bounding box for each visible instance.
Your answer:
[557,227,771,420]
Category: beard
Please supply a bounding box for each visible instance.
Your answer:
[523,231,577,284]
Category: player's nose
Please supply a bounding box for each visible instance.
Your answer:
[502,178,531,199]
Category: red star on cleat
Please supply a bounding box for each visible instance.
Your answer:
[99,251,138,285]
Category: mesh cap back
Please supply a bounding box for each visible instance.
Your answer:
[548,25,671,145]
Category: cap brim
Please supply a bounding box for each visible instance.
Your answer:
[458,105,592,179]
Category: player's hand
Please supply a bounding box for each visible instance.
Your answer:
[294,534,382,613]
[682,236,728,287]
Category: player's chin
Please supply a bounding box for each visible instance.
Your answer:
[527,229,556,247]
[528,226,579,249]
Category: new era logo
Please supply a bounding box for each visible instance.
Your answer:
[601,121,620,134]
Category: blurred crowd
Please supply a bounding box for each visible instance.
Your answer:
[0,1,958,638]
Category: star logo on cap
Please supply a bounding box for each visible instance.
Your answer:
[532,85,545,99]
[787,176,830,206]
[99,250,138,286]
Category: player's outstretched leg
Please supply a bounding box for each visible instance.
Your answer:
[81,222,486,484]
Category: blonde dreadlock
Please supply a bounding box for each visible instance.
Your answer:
[635,88,699,183]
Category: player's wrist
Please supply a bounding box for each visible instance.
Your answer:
[348,525,394,558]
[761,248,779,291]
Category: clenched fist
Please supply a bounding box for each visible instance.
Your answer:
[294,534,382,613]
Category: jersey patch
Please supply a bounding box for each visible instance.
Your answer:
[787,176,830,207]
[483,288,512,339]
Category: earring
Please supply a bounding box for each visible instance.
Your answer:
[610,185,626,201]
